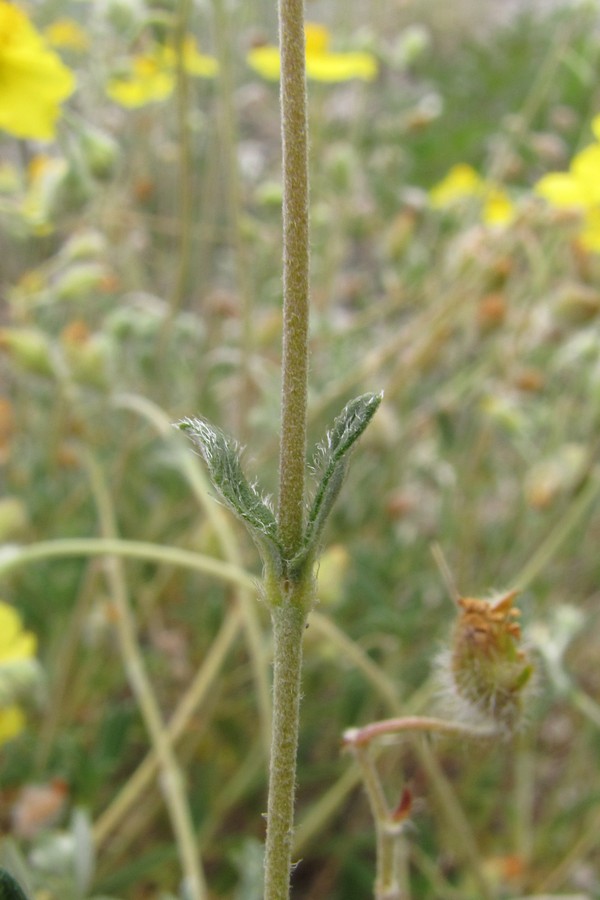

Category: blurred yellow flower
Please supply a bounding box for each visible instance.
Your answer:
[0,707,25,745]
[483,187,515,226]
[535,116,600,251]
[107,36,217,108]
[0,1,76,140]
[44,18,90,53]
[248,22,378,82]
[429,163,483,206]
[429,163,515,226]
[0,601,38,746]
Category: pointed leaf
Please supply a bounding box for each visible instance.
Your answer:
[176,418,283,570]
[301,391,382,564]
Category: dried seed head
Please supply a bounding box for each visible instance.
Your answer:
[448,590,533,733]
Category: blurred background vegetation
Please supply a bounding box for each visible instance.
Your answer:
[2,0,600,897]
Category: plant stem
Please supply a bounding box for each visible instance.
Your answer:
[263,0,311,897]
[94,604,242,849]
[166,0,193,325]
[353,744,405,900]
[0,537,254,588]
[83,451,207,900]
[264,600,307,900]
[277,0,310,557]
[211,0,255,440]
[345,716,496,900]
[344,716,495,748]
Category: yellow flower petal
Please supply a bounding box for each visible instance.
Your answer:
[107,37,217,107]
[0,706,26,745]
[570,143,600,205]
[0,1,76,140]
[107,55,174,107]
[307,51,378,82]
[0,601,37,660]
[580,207,600,252]
[180,36,218,77]
[0,603,21,648]
[534,171,588,208]
[44,18,89,53]
[483,188,515,226]
[305,23,330,56]
[247,22,377,83]
[247,45,281,81]
[429,164,484,207]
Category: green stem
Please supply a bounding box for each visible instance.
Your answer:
[114,393,272,750]
[94,604,242,849]
[167,0,194,323]
[0,538,254,588]
[277,0,310,557]
[263,0,311,896]
[345,716,496,900]
[264,599,307,900]
[514,472,600,590]
[83,452,207,900]
[352,745,404,900]
[211,0,255,439]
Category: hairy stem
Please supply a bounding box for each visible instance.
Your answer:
[277,0,310,558]
[352,744,405,900]
[264,599,307,900]
[263,0,311,897]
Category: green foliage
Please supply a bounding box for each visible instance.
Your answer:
[2,2,600,898]
[177,417,283,571]
[301,392,383,567]
[0,870,29,900]
[178,392,382,581]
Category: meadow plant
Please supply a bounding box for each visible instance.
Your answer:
[178,0,381,894]
[4,2,600,899]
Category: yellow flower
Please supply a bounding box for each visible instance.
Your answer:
[0,602,37,662]
[429,163,515,226]
[0,1,76,140]
[107,36,217,108]
[536,142,600,208]
[170,36,219,78]
[581,207,600,253]
[0,707,25,745]
[0,601,38,746]
[247,22,378,83]
[429,163,483,207]
[107,53,174,107]
[44,18,90,53]
[482,187,515,226]
[534,118,600,252]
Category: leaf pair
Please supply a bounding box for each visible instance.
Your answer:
[177,391,382,583]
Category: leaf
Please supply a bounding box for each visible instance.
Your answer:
[300,391,382,564]
[0,869,29,900]
[176,418,283,571]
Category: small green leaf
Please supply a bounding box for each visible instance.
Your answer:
[176,418,283,571]
[0,869,29,900]
[300,391,382,565]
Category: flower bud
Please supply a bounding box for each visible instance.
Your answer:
[448,590,533,732]
[78,123,119,180]
[0,329,54,377]
[59,229,108,263]
[0,498,29,541]
[52,262,109,302]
